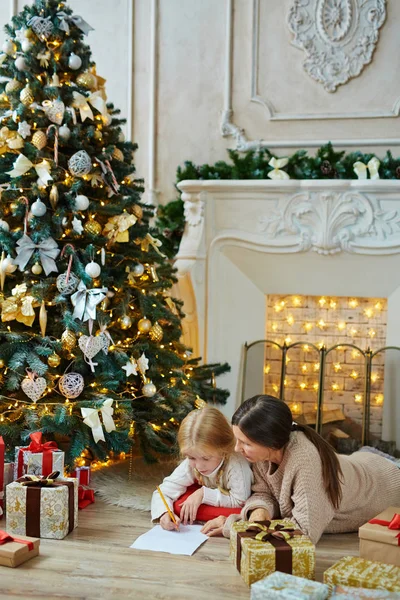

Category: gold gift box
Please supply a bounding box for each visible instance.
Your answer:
[230,519,315,586]
[359,506,400,567]
[324,556,400,593]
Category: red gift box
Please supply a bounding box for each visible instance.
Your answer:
[15,432,61,479]
[173,484,242,522]
[78,486,95,509]
[71,466,91,487]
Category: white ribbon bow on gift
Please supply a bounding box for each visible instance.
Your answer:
[6,155,53,186]
[353,157,380,180]
[57,11,94,35]
[72,91,107,122]
[71,280,107,322]
[14,234,60,275]
[81,399,116,443]
[268,157,290,180]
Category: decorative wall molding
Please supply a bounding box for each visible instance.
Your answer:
[222,0,400,148]
[147,0,159,205]
[287,0,387,93]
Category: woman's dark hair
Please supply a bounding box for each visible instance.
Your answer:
[232,395,343,509]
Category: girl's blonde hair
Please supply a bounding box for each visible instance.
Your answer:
[177,406,235,457]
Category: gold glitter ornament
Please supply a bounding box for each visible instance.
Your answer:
[76,72,97,90]
[48,352,61,367]
[0,359,4,368]
[138,317,152,334]
[119,315,132,330]
[61,329,77,351]
[20,84,34,106]
[94,130,102,141]
[84,220,102,236]
[149,321,163,342]
[49,184,59,210]
[112,148,124,162]
[132,204,143,220]
[5,80,23,94]
[32,130,47,150]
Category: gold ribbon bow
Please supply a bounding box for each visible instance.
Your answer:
[1,283,38,326]
[353,157,380,180]
[103,213,137,243]
[136,233,166,257]
[0,126,23,154]
[37,51,51,67]
[81,399,116,443]
[268,157,290,180]
[72,91,107,122]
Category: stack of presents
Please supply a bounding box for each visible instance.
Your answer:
[230,508,400,598]
[0,433,94,568]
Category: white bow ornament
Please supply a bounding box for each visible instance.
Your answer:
[267,157,290,180]
[57,12,94,35]
[14,234,59,275]
[81,399,116,443]
[6,155,53,186]
[353,157,380,180]
[71,280,107,322]
[72,91,107,122]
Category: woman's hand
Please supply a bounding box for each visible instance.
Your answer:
[179,488,204,525]
[249,508,270,522]
[160,511,181,531]
[201,515,227,537]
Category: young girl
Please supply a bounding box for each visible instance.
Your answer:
[151,405,253,530]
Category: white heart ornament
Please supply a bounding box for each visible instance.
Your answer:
[78,335,103,360]
[21,376,46,402]
[98,332,110,355]
[43,99,65,125]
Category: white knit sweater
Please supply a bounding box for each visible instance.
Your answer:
[151,452,253,521]
[224,431,400,543]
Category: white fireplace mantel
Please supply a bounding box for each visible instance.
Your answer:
[174,179,400,446]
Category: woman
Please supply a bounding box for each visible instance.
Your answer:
[201,395,400,543]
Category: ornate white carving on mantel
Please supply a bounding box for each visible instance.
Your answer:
[258,190,400,255]
[287,0,387,93]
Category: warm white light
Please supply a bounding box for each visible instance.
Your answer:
[287,314,294,326]
[354,394,363,403]
[271,322,278,332]
[285,336,292,344]
[371,372,379,383]
[375,394,384,405]
[313,382,319,391]
[364,308,374,318]
[304,322,313,332]
[293,296,301,306]
[368,329,376,338]
[317,319,326,329]
[329,300,337,309]
[264,364,271,374]
[350,370,359,379]
[301,364,308,372]
[333,363,342,372]
[337,321,346,331]
[331,382,340,391]
[319,297,326,307]
[299,382,307,390]
[349,298,358,308]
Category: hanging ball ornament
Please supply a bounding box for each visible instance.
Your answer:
[76,71,97,90]
[68,150,92,177]
[149,322,164,343]
[20,84,34,106]
[119,315,132,330]
[61,329,77,351]
[59,125,71,141]
[31,262,42,275]
[0,219,9,232]
[5,79,23,94]
[59,372,84,399]
[2,39,16,55]
[85,261,101,279]
[15,56,26,71]
[31,199,47,217]
[68,52,82,70]
[84,220,102,236]
[48,352,61,368]
[75,194,90,211]
[142,380,157,397]
[56,271,79,295]
[132,205,143,221]
[112,148,124,162]
[21,39,32,52]
[133,263,145,277]
[94,130,102,141]
[32,130,47,150]
[138,317,152,334]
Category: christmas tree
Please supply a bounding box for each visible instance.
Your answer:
[0,0,229,467]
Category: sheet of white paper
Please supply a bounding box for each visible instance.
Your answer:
[130,524,208,556]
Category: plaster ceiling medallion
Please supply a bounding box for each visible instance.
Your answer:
[287,0,387,92]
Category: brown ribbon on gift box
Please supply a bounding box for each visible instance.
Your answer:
[17,472,75,538]
[236,521,303,575]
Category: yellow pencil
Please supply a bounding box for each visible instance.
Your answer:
[157,485,179,530]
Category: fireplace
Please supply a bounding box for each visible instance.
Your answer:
[175,179,400,449]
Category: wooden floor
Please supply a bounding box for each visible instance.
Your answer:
[0,500,359,599]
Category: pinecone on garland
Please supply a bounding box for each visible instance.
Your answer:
[395,166,400,179]
[320,160,335,176]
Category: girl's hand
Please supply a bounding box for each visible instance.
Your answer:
[249,508,270,522]
[160,511,181,531]
[179,488,204,525]
[201,515,227,537]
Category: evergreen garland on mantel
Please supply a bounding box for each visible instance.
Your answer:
[156,143,400,257]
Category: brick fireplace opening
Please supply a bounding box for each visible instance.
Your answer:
[263,294,388,448]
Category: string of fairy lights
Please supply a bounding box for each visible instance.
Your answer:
[264,295,387,414]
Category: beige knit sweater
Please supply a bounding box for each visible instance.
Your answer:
[224,431,400,543]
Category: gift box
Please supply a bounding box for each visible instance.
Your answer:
[251,572,329,599]
[78,486,95,509]
[359,507,400,567]
[324,556,400,594]
[6,474,78,540]
[71,466,91,487]
[14,432,64,479]
[230,520,315,586]
[0,436,4,517]
[331,584,400,598]
[0,530,40,567]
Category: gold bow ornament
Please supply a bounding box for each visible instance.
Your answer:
[268,157,290,180]
[353,157,380,180]
[0,126,24,154]
[1,283,39,326]
[37,51,51,67]
[72,91,107,122]
[103,213,137,243]
[136,233,166,257]
[81,399,116,443]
